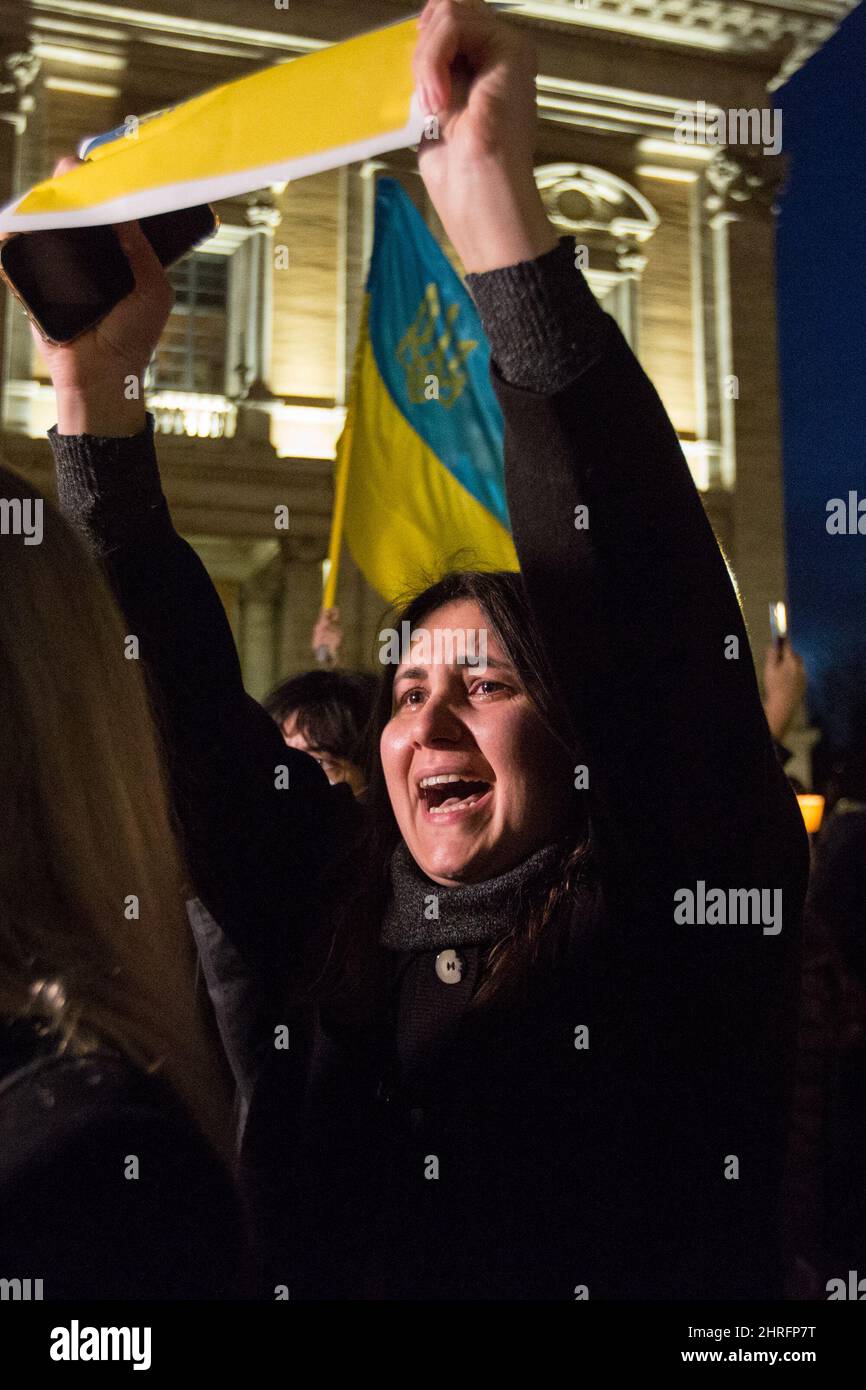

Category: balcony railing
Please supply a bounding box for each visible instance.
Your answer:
[149,392,237,440]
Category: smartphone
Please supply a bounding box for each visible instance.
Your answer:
[769,600,787,648]
[0,204,218,345]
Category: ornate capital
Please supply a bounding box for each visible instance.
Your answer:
[3,51,40,92]
[246,197,283,233]
[0,50,41,128]
[616,248,648,275]
[704,149,788,221]
[278,534,328,565]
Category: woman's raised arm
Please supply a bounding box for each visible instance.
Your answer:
[40,206,360,982]
[416,0,809,923]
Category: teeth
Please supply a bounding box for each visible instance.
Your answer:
[417,773,491,816]
[419,773,474,788]
[427,794,485,815]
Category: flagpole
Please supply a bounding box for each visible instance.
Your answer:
[323,290,370,608]
[322,409,353,610]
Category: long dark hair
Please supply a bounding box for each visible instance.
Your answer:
[0,465,232,1158]
[319,569,592,1014]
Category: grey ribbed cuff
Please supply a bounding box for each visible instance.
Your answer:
[48,414,164,556]
[465,235,611,393]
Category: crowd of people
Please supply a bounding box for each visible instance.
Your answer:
[0,0,861,1301]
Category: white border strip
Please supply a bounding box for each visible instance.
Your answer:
[0,101,426,232]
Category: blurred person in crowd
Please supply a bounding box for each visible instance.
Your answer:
[763,638,807,774]
[190,624,376,1139]
[265,663,377,797]
[808,697,866,1276]
[192,656,376,1139]
[36,0,808,1300]
[0,468,245,1298]
[311,604,343,667]
[753,635,824,1295]
[776,666,866,1297]
[810,658,866,812]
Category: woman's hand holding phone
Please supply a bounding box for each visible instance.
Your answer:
[34,157,174,437]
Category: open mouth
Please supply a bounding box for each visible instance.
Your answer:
[417,773,493,818]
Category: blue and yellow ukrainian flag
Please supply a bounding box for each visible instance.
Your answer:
[335,178,518,604]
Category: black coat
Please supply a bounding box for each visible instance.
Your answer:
[51,281,809,1299]
[0,1020,247,1299]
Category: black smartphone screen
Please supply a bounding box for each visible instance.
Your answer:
[138,205,217,268]
[1,225,134,343]
[0,204,217,343]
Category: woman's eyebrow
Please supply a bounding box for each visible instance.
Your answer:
[394,657,516,681]
[463,655,514,671]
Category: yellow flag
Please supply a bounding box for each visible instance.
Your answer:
[0,19,423,232]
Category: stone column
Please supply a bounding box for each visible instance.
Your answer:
[0,107,18,405]
[243,195,283,400]
[703,150,790,659]
[328,160,387,670]
[705,150,817,775]
[0,49,41,423]
[239,549,284,702]
[690,173,723,489]
[339,163,368,406]
[233,194,283,452]
[241,595,279,703]
[274,535,329,678]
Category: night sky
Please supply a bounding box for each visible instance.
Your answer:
[775,1,866,746]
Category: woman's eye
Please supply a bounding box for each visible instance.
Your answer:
[393,680,509,711]
[397,686,426,708]
[470,679,508,698]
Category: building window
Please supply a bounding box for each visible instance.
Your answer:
[585,271,639,346]
[150,252,229,394]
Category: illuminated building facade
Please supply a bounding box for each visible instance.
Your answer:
[0,1,854,777]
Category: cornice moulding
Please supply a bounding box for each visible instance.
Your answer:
[28,0,325,57]
[23,0,856,79]
[510,0,853,67]
[15,0,856,135]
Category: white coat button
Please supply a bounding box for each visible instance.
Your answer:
[435,948,465,984]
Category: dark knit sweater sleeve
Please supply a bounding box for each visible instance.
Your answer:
[467,235,808,929]
[464,236,611,392]
[49,416,163,556]
[47,420,361,982]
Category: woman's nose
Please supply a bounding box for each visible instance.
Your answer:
[411,693,465,746]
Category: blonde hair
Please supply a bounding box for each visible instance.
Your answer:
[0,464,231,1159]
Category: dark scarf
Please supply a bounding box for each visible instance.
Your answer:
[379,839,562,952]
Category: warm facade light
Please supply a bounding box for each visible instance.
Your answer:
[635,164,699,183]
